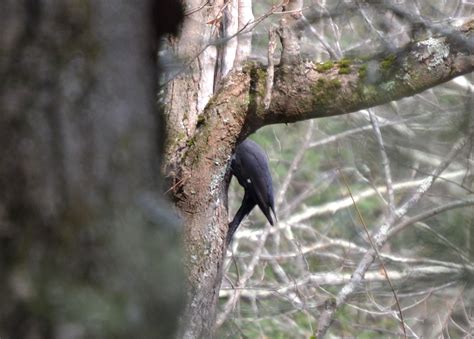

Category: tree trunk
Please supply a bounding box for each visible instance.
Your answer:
[163,1,252,337]
[0,1,184,338]
[172,70,253,338]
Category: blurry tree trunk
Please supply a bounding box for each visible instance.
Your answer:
[0,1,183,338]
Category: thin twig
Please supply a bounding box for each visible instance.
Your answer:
[276,120,314,208]
[339,169,407,338]
[434,284,466,337]
[316,134,470,337]
[184,0,211,16]
[301,14,339,59]
[215,223,273,329]
[388,198,474,255]
[309,114,423,149]
[284,170,466,226]
[219,266,465,299]
[368,109,396,216]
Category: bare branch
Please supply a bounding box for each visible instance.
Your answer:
[284,170,466,226]
[276,120,314,208]
[379,1,474,51]
[219,266,466,300]
[216,223,272,329]
[339,168,407,338]
[368,109,396,215]
[316,134,470,337]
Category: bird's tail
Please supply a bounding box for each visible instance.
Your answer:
[270,206,277,225]
[261,204,277,226]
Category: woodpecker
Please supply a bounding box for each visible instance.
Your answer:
[227,139,276,245]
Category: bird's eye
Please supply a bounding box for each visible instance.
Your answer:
[246,178,252,183]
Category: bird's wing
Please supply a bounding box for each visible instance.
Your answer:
[238,140,275,225]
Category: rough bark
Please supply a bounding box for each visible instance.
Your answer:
[261,33,473,126]
[0,1,184,338]
[174,70,251,338]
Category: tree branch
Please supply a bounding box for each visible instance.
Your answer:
[244,23,473,130]
[368,109,396,215]
[219,265,468,300]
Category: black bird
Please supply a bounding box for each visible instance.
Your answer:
[227,139,276,245]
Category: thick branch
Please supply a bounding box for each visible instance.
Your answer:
[248,25,473,130]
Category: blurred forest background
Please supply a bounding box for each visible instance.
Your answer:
[216,0,474,337]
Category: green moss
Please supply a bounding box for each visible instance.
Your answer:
[242,61,257,74]
[186,137,196,147]
[175,132,186,144]
[256,67,267,80]
[380,54,396,71]
[358,64,367,78]
[330,78,342,88]
[338,67,350,74]
[381,81,395,92]
[337,58,352,74]
[361,84,378,98]
[256,68,267,97]
[196,114,206,127]
[338,58,351,67]
[315,61,334,72]
[349,82,382,107]
[247,64,267,117]
[311,78,342,106]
